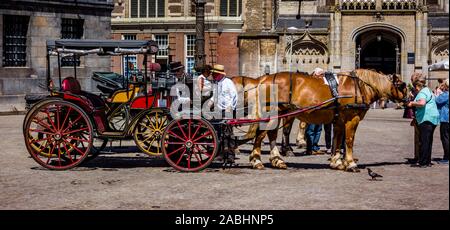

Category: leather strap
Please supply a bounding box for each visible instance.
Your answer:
[289,72,293,104]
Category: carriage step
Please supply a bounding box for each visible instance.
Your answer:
[99,131,125,137]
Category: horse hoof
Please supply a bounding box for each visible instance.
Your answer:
[296,140,306,148]
[273,161,288,169]
[278,163,288,169]
[253,163,264,170]
[282,150,294,157]
[346,167,360,173]
[337,164,346,170]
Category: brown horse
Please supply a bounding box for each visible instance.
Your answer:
[242,69,407,172]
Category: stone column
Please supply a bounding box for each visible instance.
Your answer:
[421,11,429,75]
[331,6,342,71]
[445,0,449,13]
[329,12,335,71]
[415,9,423,72]
[0,15,3,69]
[375,0,382,10]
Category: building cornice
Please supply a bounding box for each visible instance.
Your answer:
[111,16,244,33]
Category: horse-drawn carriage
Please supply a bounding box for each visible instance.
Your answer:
[23,39,408,173]
[23,39,176,170]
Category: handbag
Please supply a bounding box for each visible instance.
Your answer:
[403,106,415,119]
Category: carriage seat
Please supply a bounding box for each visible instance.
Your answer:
[61,77,105,108]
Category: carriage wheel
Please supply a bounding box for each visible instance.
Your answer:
[162,118,218,172]
[108,104,128,131]
[133,109,168,156]
[23,100,93,170]
[82,138,109,164]
[23,98,61,133]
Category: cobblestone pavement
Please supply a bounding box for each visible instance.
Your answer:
[0,109,448,210]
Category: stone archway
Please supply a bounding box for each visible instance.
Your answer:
[350,23,407,77]
[355,29,402,75]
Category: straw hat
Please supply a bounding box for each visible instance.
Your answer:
[211,64,226,75]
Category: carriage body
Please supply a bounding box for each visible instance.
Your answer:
[22,39,177,170]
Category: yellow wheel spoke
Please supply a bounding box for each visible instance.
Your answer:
[142,133,155,143]
[146,136,156,151]
[146,115,157,130]
[156,142,160,154]
[158,116,167,130]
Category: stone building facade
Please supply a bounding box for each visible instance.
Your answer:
[240,0,449,83]
[111,0,243,76]
[0,0,113,112]
[112,0,448,82]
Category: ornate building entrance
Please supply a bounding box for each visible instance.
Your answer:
[356,30,401,74]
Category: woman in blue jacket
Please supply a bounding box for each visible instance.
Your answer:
[435,79,449,164]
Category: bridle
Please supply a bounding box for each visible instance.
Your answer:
[388,74,407,102]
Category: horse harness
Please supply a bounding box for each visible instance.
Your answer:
[323,71,373,121]
[241,71,376,120]
[323,72,341,121]
[272,72,294,105]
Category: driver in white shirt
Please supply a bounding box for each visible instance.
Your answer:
[209,64,238,163]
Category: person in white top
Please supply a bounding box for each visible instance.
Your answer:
[210,64,238,113]
[196,65,212,99]
[209,64,237,163]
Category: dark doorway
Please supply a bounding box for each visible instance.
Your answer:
[356,30,401,75]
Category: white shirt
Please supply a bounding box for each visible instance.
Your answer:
[196,74,212,97]
[212,77,238,110]
[175,76,190,104]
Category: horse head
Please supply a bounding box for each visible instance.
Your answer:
[387,73,407,103]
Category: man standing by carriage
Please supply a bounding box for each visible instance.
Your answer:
[208,64,238,163]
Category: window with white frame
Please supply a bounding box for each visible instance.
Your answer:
[122,34,137,76]
[154,34,169,72]
[220,0,242,17]
[185,34,196,74]
[130,0,165,18]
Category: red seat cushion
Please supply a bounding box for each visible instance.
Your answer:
[62,77,81,94]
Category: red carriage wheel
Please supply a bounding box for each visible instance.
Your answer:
[23,100,93,170]
[162,118,218,172]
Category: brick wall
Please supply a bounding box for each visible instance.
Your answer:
[216,32,239,76]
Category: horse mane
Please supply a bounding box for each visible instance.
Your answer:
[354,69,392,98]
